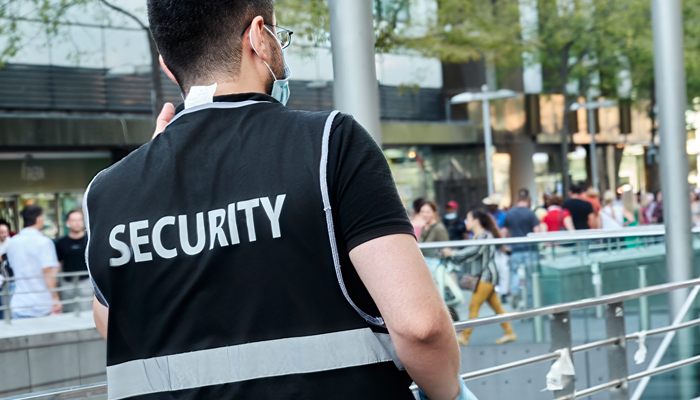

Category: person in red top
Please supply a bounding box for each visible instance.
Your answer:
[540,195,575,232]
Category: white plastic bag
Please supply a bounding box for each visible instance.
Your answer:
[634,331,648,365]
[494,250,510,295]
[545,349,576,391]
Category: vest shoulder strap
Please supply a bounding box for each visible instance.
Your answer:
[319,110,385,327]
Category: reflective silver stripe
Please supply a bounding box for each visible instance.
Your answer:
[107,328,396,400]
[319,110,385,327]
[165,100,270,128]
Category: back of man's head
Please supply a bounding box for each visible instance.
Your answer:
[517,188,530,203]
[21,205,43,228]
[147,0,275,92]
[569,183,584,195]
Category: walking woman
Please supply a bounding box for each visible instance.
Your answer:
[418,201,450,258]
[443,209,516,345]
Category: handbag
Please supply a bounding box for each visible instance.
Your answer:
[459,273,481,292]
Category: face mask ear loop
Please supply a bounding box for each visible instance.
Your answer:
[249,26,279,82]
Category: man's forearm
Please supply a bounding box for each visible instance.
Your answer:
[391,320,461,400]
[44,271,58,300]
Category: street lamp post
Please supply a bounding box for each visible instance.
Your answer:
[451,85,518,196]
[570,99,616,191]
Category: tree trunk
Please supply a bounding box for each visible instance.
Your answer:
[148,31,165,121]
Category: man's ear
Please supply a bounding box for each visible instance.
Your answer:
[160,55,178,84]
[247,16,269,62]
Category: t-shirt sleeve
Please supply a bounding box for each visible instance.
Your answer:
[563,209,571,218]
[326,114,415,251]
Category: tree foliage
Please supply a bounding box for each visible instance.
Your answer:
[0,0,89,63]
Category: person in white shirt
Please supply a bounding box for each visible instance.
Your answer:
[600,190,634,230]
[6,205,62,318]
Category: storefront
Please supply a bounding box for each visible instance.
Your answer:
[0,152,111,238]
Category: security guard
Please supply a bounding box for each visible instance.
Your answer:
[86,1,469,399]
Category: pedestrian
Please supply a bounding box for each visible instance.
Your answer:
[502,188,540,308]
[409,197,426,238]
[622,189,641,227]
[563,183,597,230]
[640,193,655,225]
[0,219,10,257]
[600,190,633,230]
[85,2,469,399]
[6,205,61,318]
[691,188,700,227]
[419,201,450,258]
[55,209,92,312]
[443,200,467,241]
[443,209,516,346]
[0,219,10,319]
[652,191,664,224]
[483,193,506,228]
[539,195,575,232]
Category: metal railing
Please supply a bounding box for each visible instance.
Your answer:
[408,277,700,399]
[1,270,94,324]
[2,277,698,400]
[2,228,699,399]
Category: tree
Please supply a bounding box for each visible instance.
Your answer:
[97,0,164,119]
[0,0,163,119]
[408,0,655,193]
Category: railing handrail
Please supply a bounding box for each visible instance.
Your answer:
[2,271,90,282]
[417,225,700,249]
[0,382,107,400]
[453,277,700,331]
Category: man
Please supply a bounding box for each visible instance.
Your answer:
[563,183,597,230]
[502,189,540,308]
[86,2,466,400]
[6,205,61,318]
[443,201,467,240]
[483,193,506,228]
[55,209,92,312]
[0,219,10,257]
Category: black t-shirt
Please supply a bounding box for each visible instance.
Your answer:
[55,235,88,280]
[325,113,415,249]
[443,217,466,241]
[563,198,594,230]
[85,93,415,399]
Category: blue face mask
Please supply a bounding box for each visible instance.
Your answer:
[250,26,292,106]
[445,213,458,220]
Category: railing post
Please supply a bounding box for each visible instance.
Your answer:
[605,302,629,400]
[638,266,650,331]
[73,278,81,317]
[518,263,528,311]
[2,278,10,324]
[550,311,575,398]
[592,262,604,318]
[532,271,545,343]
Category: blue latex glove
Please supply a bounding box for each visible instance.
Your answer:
[418,378,478,400]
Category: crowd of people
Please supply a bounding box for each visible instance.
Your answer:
[0,205,92,319]
[408,182,684,344]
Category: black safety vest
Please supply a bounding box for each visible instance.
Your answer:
[84,93,414,400]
